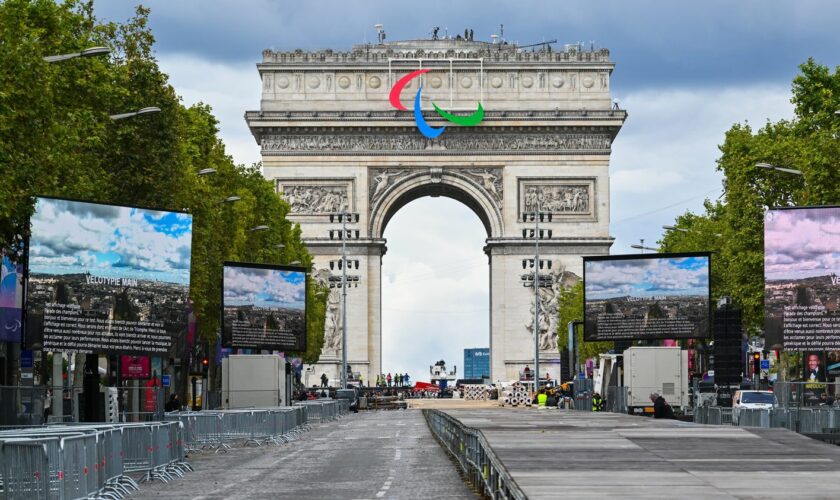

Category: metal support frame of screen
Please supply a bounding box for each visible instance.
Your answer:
[221,261,308,352]
[764,205,840,352]
[583,252,712,342]
[24,195,193,355]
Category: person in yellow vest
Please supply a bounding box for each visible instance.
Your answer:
[537,389,548,407]
[592,392,605,412]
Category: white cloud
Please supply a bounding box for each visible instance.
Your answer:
[157,54,262,167]
[610,84,794,253]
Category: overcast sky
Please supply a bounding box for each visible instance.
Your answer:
[94,1,839,383]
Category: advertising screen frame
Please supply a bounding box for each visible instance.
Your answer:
[764,204,840,351]
[583,251,712,342]
[25,195,193,354]
[221,261,308,352]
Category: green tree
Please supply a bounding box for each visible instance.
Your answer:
[659,58,840,335]
[0,0,327,364]
[556,282,613,360]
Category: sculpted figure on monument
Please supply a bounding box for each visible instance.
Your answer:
[370,169,405,202]
[464,168,504,204]
[524,185,590,214]
[282,185,349,214]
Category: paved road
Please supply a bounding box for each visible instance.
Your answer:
[135,410,475,499]
[441,408,840,499]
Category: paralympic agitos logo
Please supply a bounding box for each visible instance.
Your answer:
[388,69,484,139]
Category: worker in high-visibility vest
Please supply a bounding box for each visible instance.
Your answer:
[537,389,548,407]
[592,392,605,412]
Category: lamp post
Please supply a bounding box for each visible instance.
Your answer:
[522,201,553,394]
[43,46,110,63]
[44,43,111,419]
[630,240,659,253]
[248,225,269,232]
[329,212,360,390]
[755,163,803,176]
[197,168,217,176]
[109,107,161,121]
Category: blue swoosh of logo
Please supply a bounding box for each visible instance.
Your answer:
[413,86,445,139]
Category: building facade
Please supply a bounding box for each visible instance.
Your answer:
[464,348,491,380]
[246,37,625,384]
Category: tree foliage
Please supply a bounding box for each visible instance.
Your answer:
[0,0,326,362]
[659,58,840,335]
[556,282,613,360]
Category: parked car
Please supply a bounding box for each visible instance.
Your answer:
[732,390,777,424]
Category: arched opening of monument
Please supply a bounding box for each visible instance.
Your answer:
[381,196,489,386]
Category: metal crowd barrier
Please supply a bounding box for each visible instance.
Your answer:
[424,410,525,500]
[0,421,189,499]
[165,406,310,452]
[293,400,344,423]
[695,406,840,436]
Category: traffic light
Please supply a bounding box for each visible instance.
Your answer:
[752,352,761,376]
[202,357,209,375]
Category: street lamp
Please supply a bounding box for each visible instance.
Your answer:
[276,244,285,249]
[522,203,553,393]
[220,196,241,204]
[329,212,361,390]
[248,225,269,232]
[290,260,301,265]
[631,240,659,253]
[110,106,161,120]
[756,162,803,176]
[662,224,722,238]
[197,168,217,176]
[43,46,110,63]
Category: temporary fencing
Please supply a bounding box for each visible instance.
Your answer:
[424,410,525,500]
[0,421,189,499]
[164,401,339,452]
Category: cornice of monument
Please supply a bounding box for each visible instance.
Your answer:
[259,39,613,68]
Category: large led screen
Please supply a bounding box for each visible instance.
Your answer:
[584,253,711,341]
[1,249,23,342]
[26,197,192,354]
[222,262,307,351]
[765,206,840,351]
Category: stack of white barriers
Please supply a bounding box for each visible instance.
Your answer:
[0,421,190,499]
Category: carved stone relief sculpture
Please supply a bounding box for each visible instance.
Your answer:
[313,269,341,355]
[369,169,410,204]
[463,168,504,206]
[262,133,611,154]
[524,267,581,351]
[280,184,350,214]
[521,182,592,216]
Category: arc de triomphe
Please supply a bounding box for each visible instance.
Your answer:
[246,38,625,383]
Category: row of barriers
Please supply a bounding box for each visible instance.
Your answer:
[0,421,189,500]
[162,400,347,453]
[0,400,347,499]
[694,406,840,434]
[424,410,525,500]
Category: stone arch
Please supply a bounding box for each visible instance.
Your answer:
[369,169,504,239]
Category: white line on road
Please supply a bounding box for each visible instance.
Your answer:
[672,458,833,462]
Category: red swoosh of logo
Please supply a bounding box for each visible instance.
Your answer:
[389,68,430,111]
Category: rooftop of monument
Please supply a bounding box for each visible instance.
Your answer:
[260,38,611,63]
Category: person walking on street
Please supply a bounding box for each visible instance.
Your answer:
[650,392,675,419]
[592,392,605,412]
[320,373,328,388]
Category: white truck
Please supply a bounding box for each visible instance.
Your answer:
[221,354,289,409]
[624,347,688,416]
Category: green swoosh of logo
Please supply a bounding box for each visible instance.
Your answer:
[432,102,485,126]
